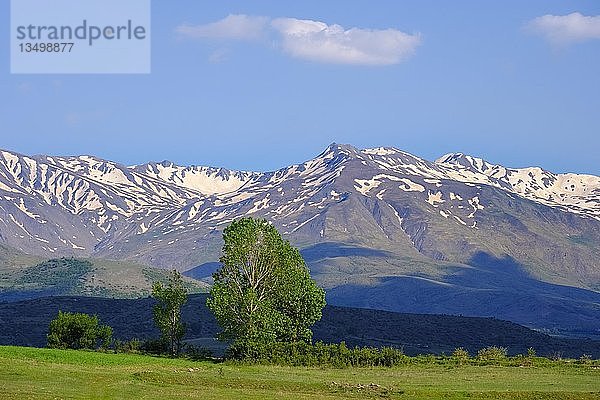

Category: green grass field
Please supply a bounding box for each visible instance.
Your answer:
[1,347,599,399]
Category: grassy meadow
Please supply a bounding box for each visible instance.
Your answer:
[1,346,599,399]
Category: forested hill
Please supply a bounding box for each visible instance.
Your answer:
[1,294,599,358]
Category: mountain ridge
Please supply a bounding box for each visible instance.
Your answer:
[2,144,599,218]
[1,144,599,335]
[1,143,599,270]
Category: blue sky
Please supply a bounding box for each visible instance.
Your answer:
[1,0,599,174]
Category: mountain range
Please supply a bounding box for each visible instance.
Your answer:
[0,144,599,337]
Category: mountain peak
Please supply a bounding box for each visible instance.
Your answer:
[435,152,498,175]
[321,143,359,156]
[437,152,481,166]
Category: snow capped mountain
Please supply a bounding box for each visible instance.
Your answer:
[0,143,599,277]
[2,143,600,335]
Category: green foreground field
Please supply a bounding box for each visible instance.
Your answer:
[0,346,599,399]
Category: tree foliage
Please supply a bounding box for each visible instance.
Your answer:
[207,218,326,344]
[47,311,112,350]
[152,270,188,356]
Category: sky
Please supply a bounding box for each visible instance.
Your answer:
[1,0,599,174]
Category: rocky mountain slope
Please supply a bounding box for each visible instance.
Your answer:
[0,144,599,335]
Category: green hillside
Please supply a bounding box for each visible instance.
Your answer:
[0,255,208,301]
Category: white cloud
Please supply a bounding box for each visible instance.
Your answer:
[176,14,421,66]
[176,14,269,41]
[527,12,600,46]
[271,18,421,65]
[208,48,229,64]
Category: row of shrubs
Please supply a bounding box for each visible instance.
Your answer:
[225,341,510,367]
[223,341,598,367]
[74,336,598,368]
[452,346,594,365]
[225,340,406,367]
[52,320,593,368]
[453,346,509,362]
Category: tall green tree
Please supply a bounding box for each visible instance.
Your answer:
[47,311,112,350]
[152,270,188,356]
[207,218,326,344]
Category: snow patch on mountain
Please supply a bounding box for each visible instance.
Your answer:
[436,152,600,220]
[135,161,261,195]
[427,191,445,207]
[398,178,425,192]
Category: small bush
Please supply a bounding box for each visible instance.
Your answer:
[477,346,508,361]
[186,345,213,361]
[579,354,592,364]
[549,351,563,361]
[47,311,112,350]
[141,338,169,355]
[452,347,470,364]
[379,346,405,367]
[114,338,142,354]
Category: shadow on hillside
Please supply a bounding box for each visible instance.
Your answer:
[300,242,393,263]
[183,242,393,282]
[325,251,600,338]
[3,293,600,358]
[183,262,221,282]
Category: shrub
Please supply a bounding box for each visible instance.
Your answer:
[423,354,436,364]
[379,346,405,367]
[186,345,213,361]
[477,346,508,362]
[140,338,169,354]
[549,351,563,361]
[47,311,112,350]
[114,338,142,354]
[452,347,470,364]
[579,354,592,364]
